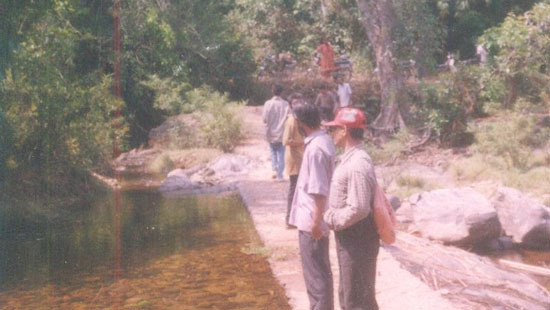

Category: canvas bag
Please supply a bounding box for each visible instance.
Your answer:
[373,183,397,244]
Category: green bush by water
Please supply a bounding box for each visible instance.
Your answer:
[189,87,244,153]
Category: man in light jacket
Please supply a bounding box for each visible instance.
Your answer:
[289,104,335,310]
[324,107,380,310]
[262,84,289,180]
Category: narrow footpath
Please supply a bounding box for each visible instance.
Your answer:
[233,106,463,310]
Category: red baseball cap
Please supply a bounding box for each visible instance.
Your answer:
[324,107,366,129]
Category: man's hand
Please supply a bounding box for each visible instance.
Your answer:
[311,222,323,240]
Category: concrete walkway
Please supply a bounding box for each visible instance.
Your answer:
[233,106,462,310]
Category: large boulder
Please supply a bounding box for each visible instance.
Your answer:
[206,154,250,177]
[158,169,200,192]
[490,187,550,249]
[412,188,501,246]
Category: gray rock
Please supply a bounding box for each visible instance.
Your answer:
[388,195,401,211]
[483,236,515,252]
[491,187,550,249]
[412,188,501,246]
[158,169,200,192]
[207,155,250,177]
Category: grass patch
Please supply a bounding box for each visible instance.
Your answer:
[148,152,175,174]
[396,175,426,188]
[392,174,428,199]
[450,154,550,196]
[365,130,411,164]
[241,243,270,257]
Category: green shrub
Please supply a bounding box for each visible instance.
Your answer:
[480,3,550,108]
[141,75,189,115]
[190,87,244,153]
[478,69,506,113]
[415,83,468,146]
[365,129,410,164]
[148,152,175,174]
[472,113,541,170]
[411,65,489,146]
[396,175,426,188]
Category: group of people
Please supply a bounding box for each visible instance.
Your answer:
[263,83,380,310]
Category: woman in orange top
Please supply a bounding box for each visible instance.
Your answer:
[316,38,335,79]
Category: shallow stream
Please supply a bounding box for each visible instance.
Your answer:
[0,188,290,310]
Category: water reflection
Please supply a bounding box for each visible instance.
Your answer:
[0,191,290,309]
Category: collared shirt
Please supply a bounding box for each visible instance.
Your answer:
[289,130,335,234]
[262,96,289,143]
[314,91,338,110]
[282,115,304,176]
[337,83,352,107]
[324,144,377,231]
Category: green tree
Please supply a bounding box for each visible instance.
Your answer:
[433,0,539,58]
[0,0,123,183]
[480,3,550,107]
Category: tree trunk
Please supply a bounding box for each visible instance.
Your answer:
[355,0,406,134]
[319,0,329,21]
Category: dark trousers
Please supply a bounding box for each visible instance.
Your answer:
[299,231,334,310]
[286,174,298,225]
[335,216,380,310]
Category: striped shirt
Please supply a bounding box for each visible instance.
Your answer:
[324,144,377,231]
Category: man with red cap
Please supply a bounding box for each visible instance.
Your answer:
[323,108,380,310]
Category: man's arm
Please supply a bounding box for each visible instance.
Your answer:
[262,101,269,124]
[324,169,376,231]
[307,150,333,239]
[311,194,327,240]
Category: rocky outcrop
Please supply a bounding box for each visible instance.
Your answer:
[491,187,550,249]
[389,233,550,310]
[207,154,250,176]
[158,169,200,192]
[159,154,251,194]
[411,188,501,246]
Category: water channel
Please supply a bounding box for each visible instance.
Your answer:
[0,187,291,310]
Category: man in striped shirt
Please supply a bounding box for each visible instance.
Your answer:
[323,107,380,310]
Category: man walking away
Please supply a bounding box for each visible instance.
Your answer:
[324,107,380,310]
[314,82,338,122]
[289,104,335,310]
[263,84,289,180]
[335,74,352,108]
[283,93,305,229]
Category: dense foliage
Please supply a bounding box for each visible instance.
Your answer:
[0,1,124,185]
[1,0,549,193]
[480,2,550,109]
[0,0,255,187]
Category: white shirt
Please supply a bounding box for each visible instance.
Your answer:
[289,130,335,234]
[262,96,289,143]
[337,83,352,107]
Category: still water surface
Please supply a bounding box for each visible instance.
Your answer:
[0,190,290,310]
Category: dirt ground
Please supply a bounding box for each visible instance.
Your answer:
[233,106,464,310]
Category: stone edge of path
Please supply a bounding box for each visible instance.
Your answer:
[231,105,465,310]
[236,176,465,310]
